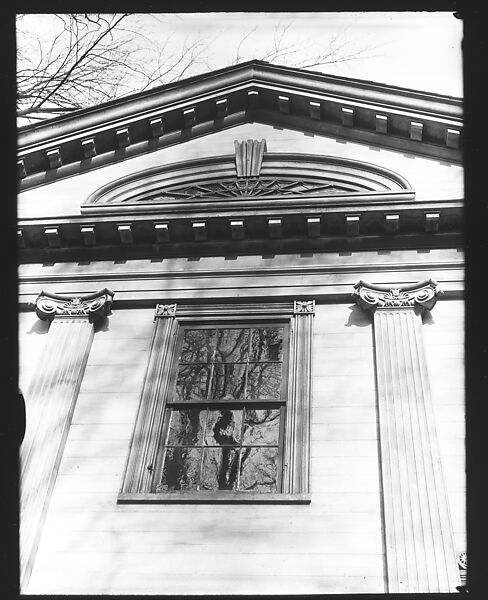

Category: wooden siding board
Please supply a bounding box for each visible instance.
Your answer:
[63,437,132,457]
[40,510,384,543]
[437,436,465,457]
[28,572,386,595]
[313,331,373,347]
[313,374,377,405]
[71,392,141,424]
[57,456,127,477]
[312,406,377,423]
[39,521,384,550]
[98,309,156,338]
[87,337,151,365]
[78,363,147,394]
[67,422,135,440]
[312,422,378,440]
[311,439,378,457]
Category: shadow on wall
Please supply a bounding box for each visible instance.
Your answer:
[94,317,110,334]
[27,319,50,335]
[345,304,370,328]
[344,303,436,327]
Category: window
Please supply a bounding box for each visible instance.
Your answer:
[156,324,287,493]
[119,302,314,504]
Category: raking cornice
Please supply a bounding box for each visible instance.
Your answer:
[17,61,463,189]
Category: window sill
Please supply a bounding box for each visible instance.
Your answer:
[118,492,311,505]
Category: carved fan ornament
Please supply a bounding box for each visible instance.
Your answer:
[161,177,346,200]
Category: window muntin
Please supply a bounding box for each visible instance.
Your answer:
[155,324,287,494]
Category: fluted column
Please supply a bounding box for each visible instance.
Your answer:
[354,279,460,593]
[20,289,113,590]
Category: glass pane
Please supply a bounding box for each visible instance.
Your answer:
[200,447,239,491]
[250,327,283,362]
[214,328,249,363]
[175,364,211,402]
[205,409,243,446]
[157,447,201,491]
[180,328,216,363]
[246,363,282,400]
[238,447,278,492]
[211,363,246,401]
[242,408,281,445]
[166,408,206,445]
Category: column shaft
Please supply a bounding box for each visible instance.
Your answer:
[374,308,459,592]
[20,318,94,587]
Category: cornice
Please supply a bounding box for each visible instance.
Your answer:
[18,61,462,144]
[17,195,463,262]
[353,278,442,313]
[17,62,463,189]
[33,288,114,322]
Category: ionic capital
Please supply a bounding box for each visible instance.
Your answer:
[34,288,114,322]
[353,279,442,314]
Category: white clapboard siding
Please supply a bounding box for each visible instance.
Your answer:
[312,406,377,423]
[28,305,385,595]
[29,571,386,595]
[313,331,373,348]
[71,392,141,424]
[78,363,148,394]
[313,375,377,405]
[99,308,156,339]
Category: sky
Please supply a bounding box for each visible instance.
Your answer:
[138,11,463,97]
[17,10,463,122]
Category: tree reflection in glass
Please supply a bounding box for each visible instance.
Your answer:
[159,324,285,493]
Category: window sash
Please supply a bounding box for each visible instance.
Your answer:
[153,403,286,493]
[167,323,289,405]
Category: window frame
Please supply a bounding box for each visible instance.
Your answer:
[118,301,314,505]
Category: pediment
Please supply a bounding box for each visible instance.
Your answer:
[18,61,462,191]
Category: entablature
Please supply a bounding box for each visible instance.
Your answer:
[17,197,462,263]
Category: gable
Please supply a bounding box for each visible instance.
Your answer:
[17,61,462,195]
[16,63,463,261]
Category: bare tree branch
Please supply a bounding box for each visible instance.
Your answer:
[16,14,376,125]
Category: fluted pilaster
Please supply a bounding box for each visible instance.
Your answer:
[282,300,315,494]
[122,303,179,494]
[354,280,460,592]
[20,289,113,590]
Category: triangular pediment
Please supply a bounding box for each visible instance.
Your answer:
[18,61,462,191]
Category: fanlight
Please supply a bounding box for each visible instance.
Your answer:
[82,152,412,214]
